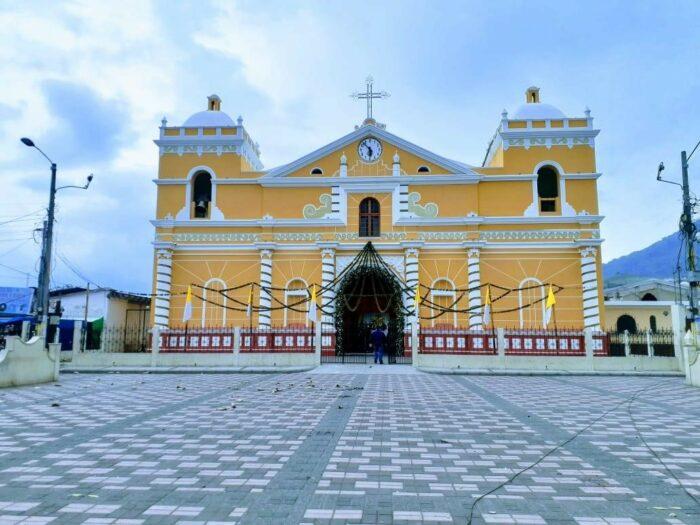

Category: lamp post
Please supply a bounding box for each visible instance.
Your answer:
[20,137,92,346]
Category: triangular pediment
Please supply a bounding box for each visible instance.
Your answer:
[264,124,476,178]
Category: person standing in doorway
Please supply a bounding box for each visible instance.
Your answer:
[371,324,387,364]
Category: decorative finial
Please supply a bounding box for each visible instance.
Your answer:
[340,152,347,164]
[237,115,243,126]
[207,94,221,111]
[161,116,167,127]
[501,109,508,120]
[393,151,400,163]
[584,106,591,118]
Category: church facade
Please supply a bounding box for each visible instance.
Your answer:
[150,86,604,335]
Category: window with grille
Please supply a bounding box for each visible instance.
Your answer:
[359,197,380,237]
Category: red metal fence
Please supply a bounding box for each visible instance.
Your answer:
[240,326,314,353]
[159,326,315,353]
[160,327,235,353]
[418,328,497,355]
[416,327,611,357]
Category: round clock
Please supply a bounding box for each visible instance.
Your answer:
[358,137,382,163]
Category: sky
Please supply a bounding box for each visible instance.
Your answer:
[1,0,700,294]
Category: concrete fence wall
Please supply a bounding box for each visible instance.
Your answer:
[0,336,60,387]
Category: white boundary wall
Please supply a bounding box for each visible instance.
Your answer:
[415,353,681,373]
[0,337,60,387]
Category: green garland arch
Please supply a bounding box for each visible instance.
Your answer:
[333,252,406,357]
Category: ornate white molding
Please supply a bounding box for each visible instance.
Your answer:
[407,192,438,218]
[580,246,598,258]
[302,194,333,219]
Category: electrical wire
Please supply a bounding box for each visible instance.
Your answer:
[464,380,668,524]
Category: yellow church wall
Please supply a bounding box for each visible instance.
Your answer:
[478,181,532,216]
[478,250,585,328]
[410,185,477,217]
[564,179,599,214]
[216,185,262,218]
[167,251,260,327]
[263,188,329,219]
[156,185,186,219]
[416,252,469,327]
[269,252,322,326]
[157,154,255,180]
[501,146,596,173]
[487,146,504,168]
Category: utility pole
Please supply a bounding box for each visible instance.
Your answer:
[82,281,90,352]
[681,150,698,326]
[37,162,57,343]
[659,141,700,331]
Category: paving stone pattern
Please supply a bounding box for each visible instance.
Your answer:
[0,370,697,524]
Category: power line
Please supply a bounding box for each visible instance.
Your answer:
[0,209,44,227]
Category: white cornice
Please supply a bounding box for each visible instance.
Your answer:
[151,218,345,228]
[151,172,545,187]
[561,172,602,180]
[152,214,603,229]
[161,240,601,252]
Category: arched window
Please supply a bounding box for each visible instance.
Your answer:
[359,197,380,237]
[641,292,657,301]
[417,165,431,173]
[201,278,226,327]
[537,166,559,213]
[616,314,637,333]
[310,167,323,175]
[192,172,212,218]
[518,278,545,329]
[284,279,308,327]
[431,279,456,327]
[650,315,657,333]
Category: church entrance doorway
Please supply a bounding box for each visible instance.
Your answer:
[323,243,410,364]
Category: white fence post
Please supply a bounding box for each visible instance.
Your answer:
[646,329,653,356]
[233,327,241,367]
[150,326,161,368]
[314,322,322,365]
[21,321,30,342]
[497,328,506,357]
[623,329,631,356]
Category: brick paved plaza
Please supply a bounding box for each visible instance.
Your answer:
[0,367,697,524]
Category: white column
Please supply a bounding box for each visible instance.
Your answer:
[467,248,483,330]
[404,247,420,323]
[258,249,273,329]
[320,247,336,328]
[154,248,173,328]
[580,247,601,330]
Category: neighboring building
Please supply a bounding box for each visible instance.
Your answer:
[151,85,605,340]
[49,287,151,352]
[604,278,686,302]
[49,287,150,329]
[603,278,687,333]
[0,287,35,336]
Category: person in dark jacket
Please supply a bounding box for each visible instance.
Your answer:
[370,325,387,364]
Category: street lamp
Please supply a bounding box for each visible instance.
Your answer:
[21,137,93,347]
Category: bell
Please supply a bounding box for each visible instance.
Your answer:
[194,200,209,218]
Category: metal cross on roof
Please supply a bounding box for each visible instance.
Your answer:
[351,76,390,122]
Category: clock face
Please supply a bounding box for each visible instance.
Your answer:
[358,137,382,163]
